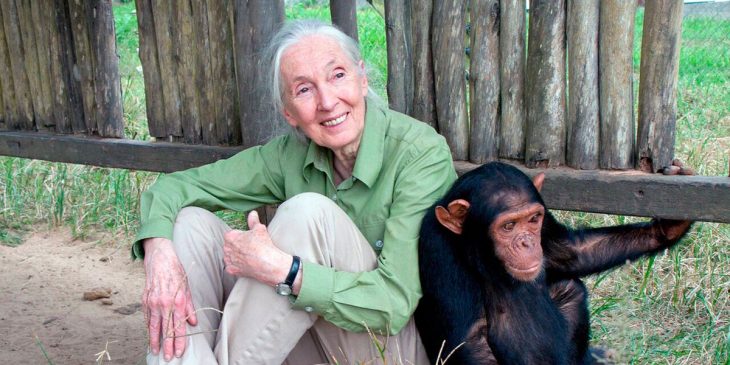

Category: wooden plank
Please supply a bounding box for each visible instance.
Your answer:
[1,130,727,223]
[525,0,567,168]
[234,0,285,148]
[88,1,124,138]
[0,1,19,129]
[50,0,85,134]
[30,0,54,130]
[67,0,97,134]
[0,0,34,129]
[150,0,182,139]
[566,0,599,170]
[330,0,358,42]
[134,0,165,138]
[208,0,239,145]
[599,0,636,169]
[16,0,45,129]
[385,0,412,115]
[173,0,202,144]
[453,161,730,223]
[637,0,683,173]
[432,0,468,160]
[409,0,437,129]
[468,0,500,164]
[499,0,526,160]
[191,0,215,144]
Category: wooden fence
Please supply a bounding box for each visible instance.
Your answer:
[0,0,728,223]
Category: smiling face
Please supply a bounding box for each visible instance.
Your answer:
[279,35,369,154]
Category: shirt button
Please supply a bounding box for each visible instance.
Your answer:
[375,240,384,248]
[304,306,313,313]
[331,194,337,201]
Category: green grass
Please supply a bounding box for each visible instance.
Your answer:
[0,3,728,364]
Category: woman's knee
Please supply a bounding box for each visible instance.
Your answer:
[173,207,230,253]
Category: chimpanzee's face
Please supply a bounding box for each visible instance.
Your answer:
[488,195,545,282]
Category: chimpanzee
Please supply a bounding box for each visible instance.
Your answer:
[415,162,692,365]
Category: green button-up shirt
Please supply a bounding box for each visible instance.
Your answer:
[133,98,457,334]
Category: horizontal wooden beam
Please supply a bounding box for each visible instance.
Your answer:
[1,131,728,222]
[456,161,730,223]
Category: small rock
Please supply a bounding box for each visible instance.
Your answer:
[83,287,112,301]
[114,302,143,315]
[101,299,114,305]
[99,256,109,262]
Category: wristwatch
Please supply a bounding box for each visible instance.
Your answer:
[275,255,301,296]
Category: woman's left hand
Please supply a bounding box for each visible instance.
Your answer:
[223,210,292,286]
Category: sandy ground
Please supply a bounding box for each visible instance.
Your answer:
[0,229,147,365]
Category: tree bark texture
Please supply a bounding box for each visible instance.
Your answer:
[89,1,124,137]
[50,0,86,133]
[566,0,599,169]
[499,0,526,160]
[468,0,500,164]
[134,0,165,137]
[208,0,240,145]
[525,0,566,168]
[16,0,46,130]
[172,0,202,144]
[385,0,413,115]
[234,0,286,148]
[330,0,358,42]
[637,0,683,173]
[432,0,469,160]
[0,0,34,129]
[599,0,636,169]
[30,0,55,130]
[149,0,183,140]
[409,0,437,129]
[0,1,17,129]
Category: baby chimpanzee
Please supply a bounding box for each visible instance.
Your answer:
[416,162,692,365]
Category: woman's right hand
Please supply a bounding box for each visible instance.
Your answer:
[142,237,198,361]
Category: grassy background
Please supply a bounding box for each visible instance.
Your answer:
[0,2,728,364]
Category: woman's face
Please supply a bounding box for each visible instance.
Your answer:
[279,35,368,153]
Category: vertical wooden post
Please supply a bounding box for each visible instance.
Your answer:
[385,0,412,114]
[599,0,636,169]
[151,0,184,140]
[50,0,85,133]
[192,0,215,144]
[410,0,437,129]
[89,1,124,138]
[234,0,285,148]
[0,2,18,129]
[566,0,599,169]
[173,0,202,144]
[0,0,34,130]
[432,0,469,160]
[16,0,46,130]
[208,0,240,145]
[499,0,526,160]
[468,0,500,164]
[135,0,165,139]
[637,0,683,173]
[30,1,55,130]
[68,0,98,134]
[525,0,566,168]
[330,0,358,42]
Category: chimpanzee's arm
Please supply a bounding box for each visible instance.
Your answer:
[542,213,692,278]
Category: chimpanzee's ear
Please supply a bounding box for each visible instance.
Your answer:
[532,172,545,192]
[435,199,471,235]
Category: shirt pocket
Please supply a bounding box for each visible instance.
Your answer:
[359,218,386,254]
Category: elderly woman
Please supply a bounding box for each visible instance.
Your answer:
[136,20,456,364]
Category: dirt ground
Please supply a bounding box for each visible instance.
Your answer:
[0,229,147,365]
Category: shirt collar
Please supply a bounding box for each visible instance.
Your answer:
[301,97,385,188]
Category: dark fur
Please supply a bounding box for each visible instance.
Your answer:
[415,162,690,365]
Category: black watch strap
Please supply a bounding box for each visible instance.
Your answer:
[284,256,301,286]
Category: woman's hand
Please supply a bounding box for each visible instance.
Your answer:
[142,238,198,361]
[223,211,293,287]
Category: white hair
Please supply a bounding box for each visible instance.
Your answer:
[264,19,368,118]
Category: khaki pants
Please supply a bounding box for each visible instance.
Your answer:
[147,193,429,365]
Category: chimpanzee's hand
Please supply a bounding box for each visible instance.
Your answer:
[223,211,293,287]
[142,238,197,361]
[654,159,695,244]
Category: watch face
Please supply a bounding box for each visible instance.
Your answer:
[275,283,292,296]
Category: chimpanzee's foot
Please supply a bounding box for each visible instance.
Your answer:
[583,346,615,365]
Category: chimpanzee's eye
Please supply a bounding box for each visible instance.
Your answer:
[503,222,515,232]
[529,213,542,223]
